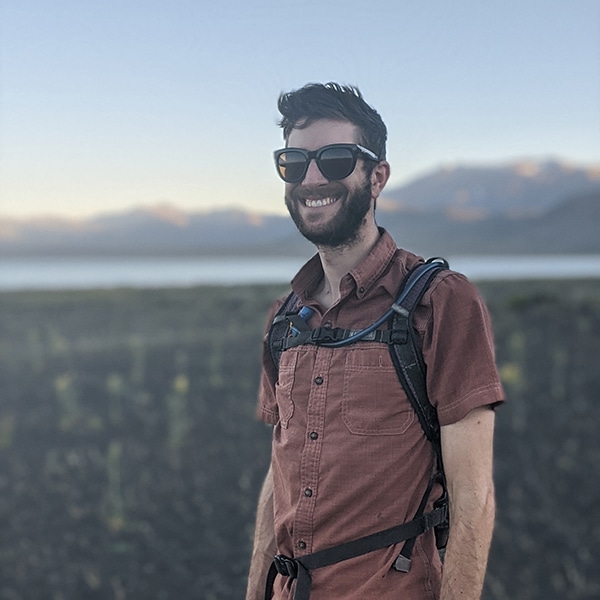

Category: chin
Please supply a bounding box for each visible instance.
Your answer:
[286,177,373,247]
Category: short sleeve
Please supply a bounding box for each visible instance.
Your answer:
[256,298,285,425]
[421,272,504,426]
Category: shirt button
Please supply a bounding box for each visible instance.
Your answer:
[314,376,324,385]
[298,540,306,550]
[309,431,319,440]
[304,488,313,497]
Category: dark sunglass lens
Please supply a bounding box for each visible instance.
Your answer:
[319,147,355,180]
[277,151,307,182]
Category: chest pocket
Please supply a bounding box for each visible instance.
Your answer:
[342,346,415,435]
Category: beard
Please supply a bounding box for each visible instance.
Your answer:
[285,178,373,249]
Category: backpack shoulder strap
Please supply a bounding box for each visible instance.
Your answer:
[267,290,301,370]
[388,258,450,568]
[388,258,449,453]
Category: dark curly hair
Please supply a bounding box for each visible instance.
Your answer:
[277,82,387,162]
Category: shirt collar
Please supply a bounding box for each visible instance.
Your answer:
[291,228,399,301]
[347,228,398,299]
[291,253,324,301]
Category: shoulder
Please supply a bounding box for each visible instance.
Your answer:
[415,266,491,333]
[427,268,481,304]
[384,244,482,303]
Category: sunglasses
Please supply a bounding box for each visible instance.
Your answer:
[273,143,379,183]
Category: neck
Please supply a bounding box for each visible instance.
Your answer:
[315,218,380,308]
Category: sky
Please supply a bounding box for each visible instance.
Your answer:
[1,0,599,219]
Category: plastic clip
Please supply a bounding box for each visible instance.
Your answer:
[393,554,412,573]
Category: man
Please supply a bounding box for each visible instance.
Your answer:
[247,83,504,600]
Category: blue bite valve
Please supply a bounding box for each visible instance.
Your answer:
[289,306,315,337]
[298,306,314,322]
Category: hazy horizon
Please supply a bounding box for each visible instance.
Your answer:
[2,155,599,222]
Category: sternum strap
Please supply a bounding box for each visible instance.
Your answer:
[280,326,407,350]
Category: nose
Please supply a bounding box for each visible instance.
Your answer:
[301,157,328,186]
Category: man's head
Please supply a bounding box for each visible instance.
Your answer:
[275,83,390,249]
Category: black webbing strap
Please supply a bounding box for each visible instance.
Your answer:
[388,260,448,450]
[264,505,446,600]
[278,326,408,351]
[388,260,449,560]
[393,469,439,572]
[268,291,301,367]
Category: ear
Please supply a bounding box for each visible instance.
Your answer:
[370,160,391,199]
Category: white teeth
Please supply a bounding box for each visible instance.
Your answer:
[305,197,337,208]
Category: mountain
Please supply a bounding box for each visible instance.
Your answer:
[0,205,313,257]
[379,160,600,218]
[1,160,599,257]
[377,190,600,256]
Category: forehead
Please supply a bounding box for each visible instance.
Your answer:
[287,119,359,150]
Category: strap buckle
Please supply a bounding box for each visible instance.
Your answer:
[393,554,412,573]
[310,327,344,344]
[273,555,298,579]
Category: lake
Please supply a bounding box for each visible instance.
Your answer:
[1,255,600,291]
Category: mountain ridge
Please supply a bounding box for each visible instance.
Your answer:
[380,159,600,217]
[2,160,599,257]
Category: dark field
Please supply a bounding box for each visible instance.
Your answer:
[1,280,599,599]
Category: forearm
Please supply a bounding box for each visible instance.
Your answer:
[246,465,277,600]
[439,406,497,600]
[439,483,496,600]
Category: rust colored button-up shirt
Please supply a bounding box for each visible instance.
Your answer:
[257,230,504,600]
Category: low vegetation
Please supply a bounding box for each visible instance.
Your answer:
[0,280,599,599]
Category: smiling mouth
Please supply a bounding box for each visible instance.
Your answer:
[304,196,338,208]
